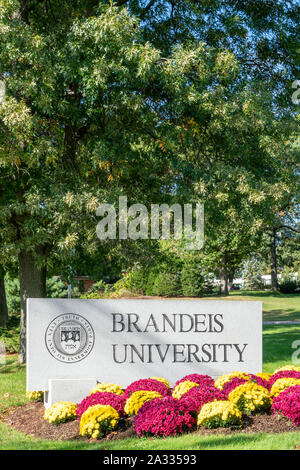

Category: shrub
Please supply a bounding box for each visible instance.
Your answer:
[172,380,199,399]
[81,280,111,299]
[271,385,300,426]
[126,269,149,295]
[0,316,19,353]
[242,258,264,290]
[145,267,160,296]
[180,259,206,297]
[79,404,119,439]
[151,271,181,297]
[279,280,300,294]
[228,382,272,414]
[174,374,214,389]
[135,397,195,437]
[180,386,226,413]
[76,392,126,418]
[46,277,69,298]
[197,400,242,428]
[124,390,162,415]
[270,378,300,397]
[90,383,124,396]
[26,391,44,402]
[44,401,77,424]
[123,379,170,400]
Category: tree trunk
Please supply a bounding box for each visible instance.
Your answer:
[219,254,229,296]
[19,249,47,363]
[0,273,8,327]
[270,228,278,291]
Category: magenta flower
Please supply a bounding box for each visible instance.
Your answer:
[268,371,300,391]
[135,397,195,437]
[180,385,226,412]
[248,374,269,389]
[76,392,126,418]
[271,385,300,427]
[123,379,171,400]
[222,377,249,398]
[174,374,214,389]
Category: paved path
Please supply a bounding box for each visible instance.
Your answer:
[263,321,300,325]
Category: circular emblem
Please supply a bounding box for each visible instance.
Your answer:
[45,313,95,363]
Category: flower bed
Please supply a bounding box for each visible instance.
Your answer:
[38,365,300,440]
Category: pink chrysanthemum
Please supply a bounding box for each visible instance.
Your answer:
[271,385,300,427]
[135,397,195,437]
[180,385,226,412]
[174,374,214,389]
[76,392,126,418]
[123,379,171,400]
[268,371,300,391]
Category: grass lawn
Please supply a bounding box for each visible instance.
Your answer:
[0,291,299,450]
[206,290,300,322]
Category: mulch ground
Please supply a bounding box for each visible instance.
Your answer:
[1,402,299,443]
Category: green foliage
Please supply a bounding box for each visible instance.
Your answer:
[181,258,209,297]
[150,271,182,297]
[279,280,300,294]
[5,278,20,314]
[145,267,160,296]
[0,0,298,343]
[0,315,19,353]
[46,277,68,298]
[242,258,264,290]
[80,280,112,299]
[125,268,149,295]
[5,277,68,315]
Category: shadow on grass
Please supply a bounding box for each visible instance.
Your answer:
[263,325,300,364]
[0,359,24,375]
[230,290,299,299]
[264,309,300,321]
[188,432,262,450]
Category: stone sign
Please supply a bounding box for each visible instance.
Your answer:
[27,298,262,405]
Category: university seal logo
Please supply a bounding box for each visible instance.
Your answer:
[45,314,95,363]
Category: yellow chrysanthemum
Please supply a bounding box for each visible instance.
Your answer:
[124,390,162,415]
[26,391,44,402]
[90,383,124,396]
[256,372,272,381]
[79,404,119,439]
[273,365,300,374]
[44,401,77,424]
[270,378,300,397]
[197,400,242,429]
[228,382,272,413]
[172,380,198,399]
[149,376,170,388]
[214,372,250,390]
